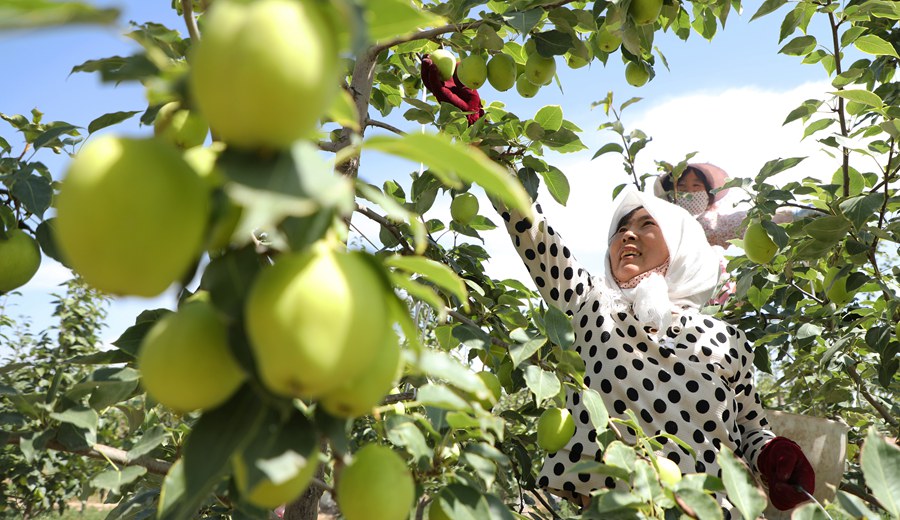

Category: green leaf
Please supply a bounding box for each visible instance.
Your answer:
[674,488,724,520]
[834,89,884,108]
[864,1,900,20]
[326,89,360,132]
[523,365,561,406]
[779,35,817,56]
[756,157,805,182]
[545,305,575,349]
[385,254,468,307]
[504,9,544,36]
[389,272,448,320]
[803,215,851,241]
[581,387,609,432]
[860,429,900,517]
[88,110,140,134]
[836,490,880,520]
[802,118,835,140]
[10,174,53,216]
[126,425,167,462]
[839,193,883,230]
[539,166,570,206]
[750,0,788,21]
[603,441,637,471]
[357,183,427,254]
[33,123,79,149]
[790,503,830,520]
[363,0,445,42]
[158,387,267,520]
[461,450,497,488]
[533,30,570,57]
[0,0,119,30]
[796,323,823,340]
[50,406,99,432]
[541,128,586,153]
[70,54,159,84]
[592,142,624,159]
[416,383,471,411]
[233,411,318,496]
[364,133,533,221]
[90,466,146,495]
[534,105,563,132]
[385,415,432,464]
[508,331,546,368]
[417,350,490,399]
[855,34,900,59]
[718,447,767,520]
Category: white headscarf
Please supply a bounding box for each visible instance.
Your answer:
[602,188,721,331]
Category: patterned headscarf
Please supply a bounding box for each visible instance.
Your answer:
[603,189,721,331]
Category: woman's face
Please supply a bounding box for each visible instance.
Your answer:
[675,170,707,193]
[609,208,669,282]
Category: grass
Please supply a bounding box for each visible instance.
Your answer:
[34,507,108,520]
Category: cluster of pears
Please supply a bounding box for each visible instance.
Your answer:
[54,0,414,515]
[429,46,557,99]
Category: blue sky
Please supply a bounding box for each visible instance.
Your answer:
[1,2,837,351]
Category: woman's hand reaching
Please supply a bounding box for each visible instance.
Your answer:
[757,437,816,510]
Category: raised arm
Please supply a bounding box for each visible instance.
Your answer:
[496,201,596,316]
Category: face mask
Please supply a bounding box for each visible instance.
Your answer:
[671,191,709,216]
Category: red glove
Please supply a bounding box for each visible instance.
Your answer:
[421,54,484,125]
[757,437,816,510]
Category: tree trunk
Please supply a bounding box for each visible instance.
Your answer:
[282,462,325,520]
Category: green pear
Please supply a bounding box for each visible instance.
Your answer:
[319,330,402,418]
[457,54,487,89]
[486,53,516,91]
[524,53,556,86]
[245,245,390,398]
[430,49,457,80]
[537,407,575,452]
[0,229,41,293]
[743,222,777,264]
[138,300,246,413]
[515,73,540,98]
[337,445,414,520]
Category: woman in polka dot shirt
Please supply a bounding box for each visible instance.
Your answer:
[497,188,814,515]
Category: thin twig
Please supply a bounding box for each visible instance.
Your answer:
[365,118,407,135]
[354,204,416,255]
[845,364,900,428]
[530,490,564,520]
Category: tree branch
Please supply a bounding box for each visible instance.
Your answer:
[6,434,172,476]
[180,0,201,44]
[370,20,486,56]
[845,364,900,428]
[354,204,416,255]
[365,118,407,136]
[368,0,579,55]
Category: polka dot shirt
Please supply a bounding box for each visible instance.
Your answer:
[499,204,775,504]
